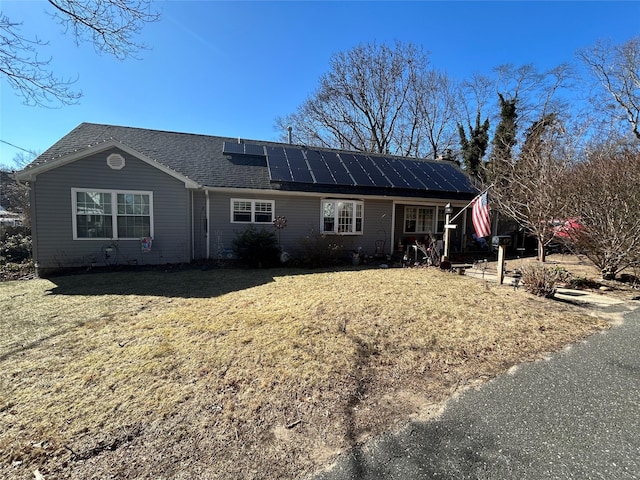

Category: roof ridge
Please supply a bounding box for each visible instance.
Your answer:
[69,123,457,165]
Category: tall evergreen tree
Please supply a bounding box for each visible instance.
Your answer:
[458,111,490,179]
[490,93,518,164]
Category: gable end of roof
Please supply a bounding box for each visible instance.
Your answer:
[15,139,200,189]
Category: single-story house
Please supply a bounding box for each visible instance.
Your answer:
[15,123,480,274]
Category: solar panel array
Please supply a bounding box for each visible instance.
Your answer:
[264,146,474,193]
[222,141,475,193]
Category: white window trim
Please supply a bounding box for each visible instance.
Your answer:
[320,199,364,235]
[403,205,435,235]
[71,188,154,240]
[230,198,275,224]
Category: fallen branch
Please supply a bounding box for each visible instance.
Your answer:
[286,419,303,429]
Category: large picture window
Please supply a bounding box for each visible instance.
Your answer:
[404,206,435,234]
[321,199,363,234]
[231,199,274,223]
[73,189,153,239]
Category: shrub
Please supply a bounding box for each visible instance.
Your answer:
[520,264,571,298]
[0,226,31,264]
[567,276,601,290]
[297,230,345,268]
[0,260,34,281]
[232,226,279,268]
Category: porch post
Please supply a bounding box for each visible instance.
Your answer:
[443,203,453,260]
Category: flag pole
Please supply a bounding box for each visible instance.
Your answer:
[442,184,493,262]
[448,184,493,225]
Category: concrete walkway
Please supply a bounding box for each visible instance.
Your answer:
[464,267,629,308]
[309,302,640,480]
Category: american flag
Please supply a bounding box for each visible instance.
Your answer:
[472,191,491,238]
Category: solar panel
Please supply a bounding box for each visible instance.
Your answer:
[430,163,472,192]
[283,147,313,183]
[398,160,431,190]
[355,155,392,187]
[222,141,266,156]
[321,151,354,185]
[265,146,293,182]
[305,150,335,185]
[409,161,444,191]
[339,153,376,187]
[244,143,266,156]
[283,147,305,165]
[222,141,245,155]
[376,157,411,188]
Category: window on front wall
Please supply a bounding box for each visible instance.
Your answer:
[117,193,151,238]
[404,206,434,234]
[73,189,153,239]
[321,199,363,234]
[231,199,274,223]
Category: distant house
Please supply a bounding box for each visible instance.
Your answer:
[0,205,22,228]
[15,123,479,274]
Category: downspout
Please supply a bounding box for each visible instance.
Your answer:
[190,191,194,261]
[205,189,211,259]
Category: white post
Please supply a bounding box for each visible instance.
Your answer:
[441,203,453,261]
[443,207,451,260]
[497,244,506,285]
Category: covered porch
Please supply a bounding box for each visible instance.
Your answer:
[391,200,488,262]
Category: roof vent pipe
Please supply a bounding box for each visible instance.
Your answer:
[287,126,292,145]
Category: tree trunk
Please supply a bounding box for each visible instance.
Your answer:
[538,237,546,262]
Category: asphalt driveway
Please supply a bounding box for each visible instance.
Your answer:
[309,304,640,480]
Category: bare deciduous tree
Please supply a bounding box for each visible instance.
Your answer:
[562,143,640,278]
[276,41,459,159]
[407,69,460,159]
[487,114,575,262]
[0,152,37,226]
[0,0,160,106]
[458,74,492,179]
[493,63,573,127]
[578,36,640,140]
[277,41,425,154]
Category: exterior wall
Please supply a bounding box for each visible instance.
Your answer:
[192,190,208,260]
[202,191,396,261]
[32,148,191,271]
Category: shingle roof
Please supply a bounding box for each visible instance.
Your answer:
[23,122,477,198]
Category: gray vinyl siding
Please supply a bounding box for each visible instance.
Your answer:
[192,191,208,260]
[32,148,191,270]
[204,191,395,260]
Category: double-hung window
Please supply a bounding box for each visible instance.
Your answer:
[321,199,363,234]
[231,199,274,223]
[73,189,153,239]
[404,206,434,234]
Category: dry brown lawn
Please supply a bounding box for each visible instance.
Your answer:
[0,257,624,479]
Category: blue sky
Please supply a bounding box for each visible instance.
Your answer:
[1,1,639,168]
